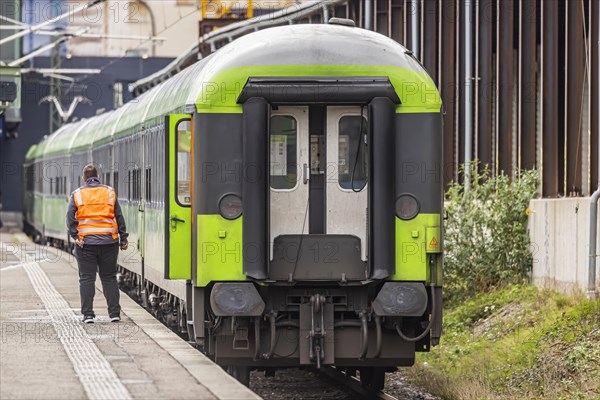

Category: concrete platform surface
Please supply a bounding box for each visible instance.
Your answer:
[0,229,261,400]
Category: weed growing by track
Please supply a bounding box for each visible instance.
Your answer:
[396,165,599,399]
[402,285,600,399]
[444,164,539,306]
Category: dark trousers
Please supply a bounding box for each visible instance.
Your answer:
[75,243,121,317]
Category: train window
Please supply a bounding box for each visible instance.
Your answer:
[145,168,152,202]
[105,172,110,187]
[132,169,137,201]
[114,172,119,198]
[135,169,141,201]
[129,169,141,201]
[63,177,67,195]
[338,116,368,190]
[176,120,191,206]
[26,167,31,191]
[36,163,42,193]
[270,115,298,190]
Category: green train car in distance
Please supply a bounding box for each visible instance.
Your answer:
[23,20,443,389]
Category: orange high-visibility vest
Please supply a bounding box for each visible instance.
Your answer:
[73,185,118,239]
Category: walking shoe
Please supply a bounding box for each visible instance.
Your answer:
[109,315,121,322]
[82,315,94,324]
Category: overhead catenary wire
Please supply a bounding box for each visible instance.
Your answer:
[0,0,105,47]
[8,35,72,67]
[70,6,200,85]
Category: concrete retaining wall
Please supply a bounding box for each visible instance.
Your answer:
[528,197,599,296]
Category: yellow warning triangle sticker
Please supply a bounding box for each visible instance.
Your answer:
[429,237,438,248]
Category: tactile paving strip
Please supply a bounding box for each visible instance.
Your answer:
[21,257,131,400]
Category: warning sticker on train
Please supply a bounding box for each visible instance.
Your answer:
[428,237,438,249]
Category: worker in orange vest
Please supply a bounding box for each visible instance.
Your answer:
[66,164,128,323]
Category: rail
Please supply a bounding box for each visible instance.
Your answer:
[317,366,399,400]
[588,187,600,299]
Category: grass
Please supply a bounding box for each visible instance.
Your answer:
[399,285,600,400]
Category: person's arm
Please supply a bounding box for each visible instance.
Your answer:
[114,200,128,247]
[66,195,79,241]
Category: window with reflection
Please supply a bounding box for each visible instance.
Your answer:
[270,115,298,190]
[338,115,368,190]
[176,120,192,206]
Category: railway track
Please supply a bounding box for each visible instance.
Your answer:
[317,367,398,400]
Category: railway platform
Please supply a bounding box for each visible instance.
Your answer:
[0,227,261,400]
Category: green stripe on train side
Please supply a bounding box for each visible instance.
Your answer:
[391,214,441,282]
[195,65,442,114]
[196,214,245,287]
[144,206,165,274]
[43,196,69,234]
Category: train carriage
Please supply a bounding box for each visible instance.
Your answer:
[23,20,443,389]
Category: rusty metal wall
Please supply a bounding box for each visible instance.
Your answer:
[130,0,597,198]
[340,0,598,197]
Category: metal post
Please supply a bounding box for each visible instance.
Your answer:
[441,0,456,190]
[458,0,465,168]
[365,0,373,30]
[588,187,600,299]
[592,0,599,190]
[411,0,420,58]
[201,0,208,19]
[247,0,254,19]
[498,0,513,177]
[464,0,473,190]
[521,0,537,171]
[478,0,493,170]
[49,35,62,133]
[542,0,559,197]
[566,0,584,195]
[423,0,437,80]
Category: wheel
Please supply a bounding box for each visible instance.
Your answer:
[345,368,357,378]
[227,366,250,387]
[359,367,385,391]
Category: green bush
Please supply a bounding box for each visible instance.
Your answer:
[444,163,539,304]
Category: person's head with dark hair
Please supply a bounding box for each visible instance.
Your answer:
[82,164,98,182]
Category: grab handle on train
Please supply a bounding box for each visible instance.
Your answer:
[303,163,310,184]
[170,215,185,232]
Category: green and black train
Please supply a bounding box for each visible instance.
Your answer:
[23,20,443,389]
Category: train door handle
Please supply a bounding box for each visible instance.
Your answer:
[303,163,310,184]
[170,216,185,231]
